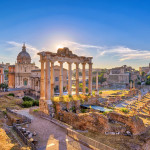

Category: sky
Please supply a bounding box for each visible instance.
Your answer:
[1,0,150,69]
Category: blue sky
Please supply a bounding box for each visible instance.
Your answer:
[1,0,150,69]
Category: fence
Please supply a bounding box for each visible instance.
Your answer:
[6,108,31,123]
[13,125,36,150]
[67,128,115,150]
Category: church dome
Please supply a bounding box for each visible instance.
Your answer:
[17,44,31,64]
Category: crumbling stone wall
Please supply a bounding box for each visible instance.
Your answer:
[107,112,146,135]
[58,111,109,133]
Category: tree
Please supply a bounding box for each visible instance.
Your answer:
[146,75,150,85]
[0,83,8,91]
[141,71,145,77]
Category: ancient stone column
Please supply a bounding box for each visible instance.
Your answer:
[45,60,51,100]
[51,61,54,97]
[130,81,133,90]
[133,80,135,89]
[82,63,86,94]
[68,62,72,95]
[40,60,45,100]
[76,63,79,95]
[88,63,92,94]
[59,61,63,96]
[96,72,99,95]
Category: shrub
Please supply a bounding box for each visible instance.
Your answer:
[3,111,7,115]
[32,100,39,106]
[120,108,129,114]
[68,95,72,98]
[22,96,33,101]
[22,101,33,108]
[81,108,86,113]
[92,91,95,96]
[7,93,15,97]
[99,91,102,94]
[86,87,89,93]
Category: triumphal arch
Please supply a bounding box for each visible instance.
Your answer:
[38,47,93,115]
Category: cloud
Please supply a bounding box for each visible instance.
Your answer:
[4,40,150,67]
[58,41,102,57]
[59,40,150,62]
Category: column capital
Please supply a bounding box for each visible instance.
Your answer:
[75,62,80,66]
[67,62,73,65]
[50,61,55,64]
[58,61,64,64]
[82,62,86,65]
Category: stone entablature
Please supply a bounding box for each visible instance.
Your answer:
[38,47,92,64]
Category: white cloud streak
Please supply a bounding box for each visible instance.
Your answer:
[59,40,150,62]
[5,40,150,65]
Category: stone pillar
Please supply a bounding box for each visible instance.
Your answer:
[82,63,86,94]
[88,63,92,94]
[75,63,79,95]
[96,72,99,95]
[68,62,72,95]
[133,80,135,89]
[138,90,141,101]
[33,79,35,90]
[130,81,132,90]
[45,60,51,100]
[59,62,63,96]
[40,60,45,100]
[96,72,98,90]
[51,61,54,97]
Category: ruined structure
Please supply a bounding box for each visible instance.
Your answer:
[30,66,68,98]
[0,66,4,84]
[38,47,93,115]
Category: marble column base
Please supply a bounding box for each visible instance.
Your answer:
[39,99,55,117]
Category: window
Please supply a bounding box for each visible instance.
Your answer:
[23,78,28,86]
[55,77,59,81]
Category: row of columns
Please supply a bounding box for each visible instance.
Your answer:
[40,59,93,100]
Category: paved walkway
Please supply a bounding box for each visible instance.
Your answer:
[15,108,92,150]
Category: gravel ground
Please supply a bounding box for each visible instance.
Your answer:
[16,108,91,150]
[28,116,91,150]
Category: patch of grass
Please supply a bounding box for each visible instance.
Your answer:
[33,109,39,112]
[120,108,129,114]
[22,101,33,108]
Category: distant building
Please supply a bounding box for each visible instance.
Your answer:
[108,65,130,85]
[139,63,150,75]
[8,65,15,88]
[8,44,39,88]
[0,62,10,70]
[0,66,4,84]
